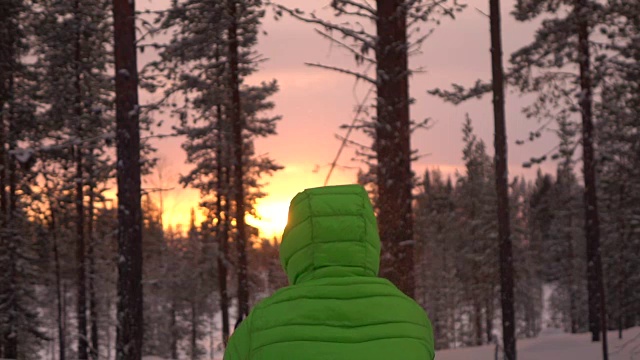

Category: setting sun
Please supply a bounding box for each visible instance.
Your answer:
[246,201,291,240]
[148,188,291,240]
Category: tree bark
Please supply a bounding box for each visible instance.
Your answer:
[87,176,99,360]
[216,90,230,344]
[375,0,414,298]
[51,210,66,360]
[489,0,516,358]
[485,298,494,343]
[227,0,249,320]
[190,301,197,360]
[567,216,578,334]
[113,0,143,358]
[4,108,19,359]
[616,184,626,340]
[74,144,88,360]
[0,99,6,360]
[576,1,608,356]
[0,2,17,355]
[474,301,483,346]
[169,300,178,359]
[73,1,89,357]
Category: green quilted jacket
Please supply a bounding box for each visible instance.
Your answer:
[224,185,434,360]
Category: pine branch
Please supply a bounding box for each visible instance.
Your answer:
[8,132,116,157]
[332,0,377,16]
[330,3,376,20]
[335,135,372,151]
[272,4,376,47]
[428,80,493,105]
[304,62,376,84]
[314,29,376,65]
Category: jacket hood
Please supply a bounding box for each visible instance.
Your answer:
[280,185,381,285]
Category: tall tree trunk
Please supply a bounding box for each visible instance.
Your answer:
[216,91,230,344]
[87,176,99,360]
[0,104,6,360]
[485,298,494,343]
[0,2,16,353]
[74,145,88,360]
[222,161,232,341]
[576,1,608,355]
[489,0,516,358]
[567,219,578,334]
[615,184,625,340]
[4,116,18,360]
[113,0,143,358]
[51,210,66,360]
[227,0,249,320]
[191,301,197,360]
[375,0,414,298]
[73,1,88,357]
[474,301,483,346]
[63,282,69,357]
[169,300,178,359]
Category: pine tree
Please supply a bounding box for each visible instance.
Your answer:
[113,0,144,358]
[511,177,543,339]
[43,175,68,360]
[272,0,465,298]
[457,117,499,347]
[32,0,112,359]
[596,0,640,337]
[153,0,281,335]
[431,0,611,351]
[1,82,48,359]
[34,0,115,356]
[489,0,516,356]
[508,0,608,348]
[0,1,49,357]
[414,170,460,349]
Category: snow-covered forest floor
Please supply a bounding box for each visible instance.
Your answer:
[138,326,640,360]
[437,327,640,360]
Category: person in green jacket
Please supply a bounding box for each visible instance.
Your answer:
[224,184,435,360]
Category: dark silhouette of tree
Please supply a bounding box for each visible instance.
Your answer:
[113,0,143,358]
[489,0,516,358]
[272,0,464,298]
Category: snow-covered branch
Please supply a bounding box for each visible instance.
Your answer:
[8,132,116,162]
[428,80,493,105]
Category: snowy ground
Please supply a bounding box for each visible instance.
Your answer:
[437,327,640,360]
[140,327,640,360]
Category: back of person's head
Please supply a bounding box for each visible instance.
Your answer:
[279,184,381,285]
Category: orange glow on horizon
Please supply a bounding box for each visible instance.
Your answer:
[246,200,291,240]
[102,162,360,239]
[103,162,468,239]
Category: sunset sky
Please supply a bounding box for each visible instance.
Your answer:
[138,0,557,239]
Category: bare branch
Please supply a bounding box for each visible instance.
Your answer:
[475,7,489,18]
[305,62,376,84]
[314,29,376,64]
[330,0,377,20]
[332,0,376,16]
[325,85,375,185]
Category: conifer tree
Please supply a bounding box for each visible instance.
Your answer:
[272,0,464,297]
[34,0,115,356]
[113,0,144,358]
[153,0,282,341]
